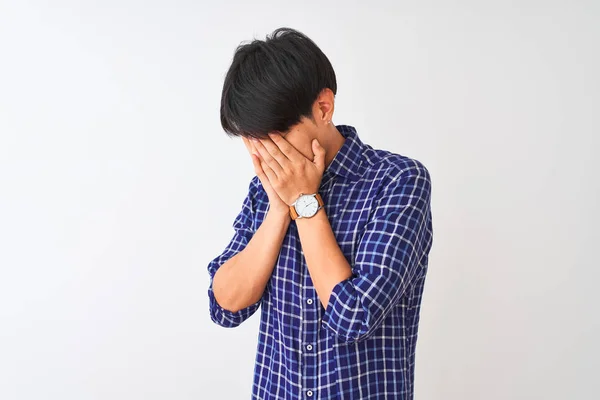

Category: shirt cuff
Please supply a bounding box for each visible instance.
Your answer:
[321,275,363,342]
[208,282,260,328]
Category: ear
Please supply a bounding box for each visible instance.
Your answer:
[313,88,335,126]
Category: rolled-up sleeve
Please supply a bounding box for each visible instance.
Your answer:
[207,177,261,328]
[321,162,433,343]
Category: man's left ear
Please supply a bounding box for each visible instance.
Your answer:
[316,88,335,125]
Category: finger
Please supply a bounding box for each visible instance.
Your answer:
[243,136,261,155]
[258,154,279,185]
[242,137,254,157]
[267,132,306,163]
[258,135,292,167]
[250,153,266,179]
[253,139,284,177]
[248,138,261,158]
[311,138,326,173]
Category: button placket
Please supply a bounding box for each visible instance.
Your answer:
[302,260,319,400]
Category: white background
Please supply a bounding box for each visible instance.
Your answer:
[1,1,598,399]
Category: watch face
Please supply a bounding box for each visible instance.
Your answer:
[295,194,319,218]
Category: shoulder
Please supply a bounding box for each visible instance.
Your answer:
[363,147,431,192]
[250,175,261,192]
[247,175,268,207]
[243,175,261,203]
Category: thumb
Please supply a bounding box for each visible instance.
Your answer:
[312,138,326,172]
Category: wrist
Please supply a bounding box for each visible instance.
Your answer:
[294,206,327,225]
[266,208,292,224]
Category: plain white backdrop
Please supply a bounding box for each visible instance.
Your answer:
[0,1,598,399]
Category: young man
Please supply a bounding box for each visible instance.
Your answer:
[207,27,433,400]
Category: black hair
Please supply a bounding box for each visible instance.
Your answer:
[220,27,337,139]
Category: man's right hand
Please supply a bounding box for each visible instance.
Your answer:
[242,136,291,218]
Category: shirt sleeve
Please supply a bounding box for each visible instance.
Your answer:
[207,177,261,328]
[321,161,433,343]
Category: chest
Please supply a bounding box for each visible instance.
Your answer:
[255,178,377,281]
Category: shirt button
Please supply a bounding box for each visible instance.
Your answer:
[306,299,313,305]
[307,390,313,397]
[306,344,313,351]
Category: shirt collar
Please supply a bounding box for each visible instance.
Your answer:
[322,124,366,181]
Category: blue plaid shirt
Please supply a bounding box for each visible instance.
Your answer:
[207,125,433,399]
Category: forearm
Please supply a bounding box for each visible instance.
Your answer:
[213,210,290,312]
[295,209,353,309]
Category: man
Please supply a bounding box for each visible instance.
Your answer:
[207,27,433,400]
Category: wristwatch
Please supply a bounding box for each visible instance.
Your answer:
[289,192,324,220]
